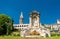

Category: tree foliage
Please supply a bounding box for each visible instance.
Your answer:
[0,14,14,35]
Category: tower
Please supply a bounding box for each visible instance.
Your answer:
[57,20,60,24]
[20,12,23,24]
[30,11,40,28]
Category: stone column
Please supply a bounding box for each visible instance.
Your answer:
[51,25,53,30]
[30,17,32,27]
[37,15,40,28]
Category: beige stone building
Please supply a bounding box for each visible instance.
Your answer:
[13,11,60,37]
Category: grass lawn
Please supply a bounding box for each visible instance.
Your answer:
[0,36,60,39]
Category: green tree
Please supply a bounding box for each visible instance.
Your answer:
[0,14,14,35]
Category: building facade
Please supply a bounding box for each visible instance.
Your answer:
[13,11,60,37]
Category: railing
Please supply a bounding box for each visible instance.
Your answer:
[13,24,29,29]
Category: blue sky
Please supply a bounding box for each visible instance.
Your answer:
[0,0,60,24]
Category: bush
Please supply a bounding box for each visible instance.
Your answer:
[51,32,60,36]
[11,31,20,36]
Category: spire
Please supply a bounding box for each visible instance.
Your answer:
[20,12,23,18]
[20,12,24,24]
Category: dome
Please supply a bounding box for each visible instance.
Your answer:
[30,11,40,15]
